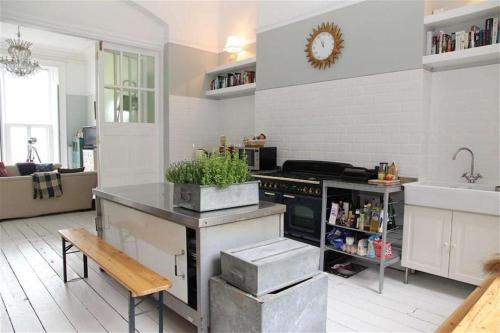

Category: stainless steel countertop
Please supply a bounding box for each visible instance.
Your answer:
[93,183,285,229]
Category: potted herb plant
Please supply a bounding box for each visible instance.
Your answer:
[165,149,258,212]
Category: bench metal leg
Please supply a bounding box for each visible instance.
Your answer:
[158,291,164,333]
[62,238,67,283]
[128,291,165,333]
[129,292,135,333]
[83,254,88,278]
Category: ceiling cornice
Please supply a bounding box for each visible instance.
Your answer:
[256,0,366,34]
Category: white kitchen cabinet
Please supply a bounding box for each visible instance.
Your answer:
[402,205,452,277]
[448,211,500,285]
[101,200,188,303]
[403,205,500,286]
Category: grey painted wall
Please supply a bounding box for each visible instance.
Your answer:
[167,43,219,98]
[66,94,91,146]
[256,0,423,90]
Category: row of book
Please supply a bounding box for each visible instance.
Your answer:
[209,71,256,90]
[426,17,499,55]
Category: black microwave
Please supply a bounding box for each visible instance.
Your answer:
[238,147,277,171]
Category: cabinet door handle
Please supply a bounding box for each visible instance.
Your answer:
[444,242,449,248]
[174,250,185,280]
[283,194,295,199]
[451,243,456,249]
[264,192,276,196]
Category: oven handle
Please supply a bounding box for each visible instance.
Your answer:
[283,194,296,199]
[264,192,276,196]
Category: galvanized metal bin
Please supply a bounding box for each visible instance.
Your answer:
[210,273,328,333]
[221,238,320,296]
[173,181,259,212]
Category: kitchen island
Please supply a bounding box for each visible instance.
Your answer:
[93,183,285,333]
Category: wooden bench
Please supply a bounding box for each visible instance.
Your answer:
[59,228,172,333]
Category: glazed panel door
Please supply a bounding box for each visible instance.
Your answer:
[96,42,161,187]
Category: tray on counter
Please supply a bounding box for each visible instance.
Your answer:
[368,179,401,186]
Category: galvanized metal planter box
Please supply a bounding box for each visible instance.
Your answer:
[173,181,259,212]
[221,238,320,296]
[210,273,328,333]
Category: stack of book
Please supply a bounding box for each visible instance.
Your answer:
[210,70,256,90]
[426,17,499,55]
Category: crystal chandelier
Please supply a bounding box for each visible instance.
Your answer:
[0,26,40,77]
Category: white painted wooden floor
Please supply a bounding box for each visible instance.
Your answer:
[0,211,474,333]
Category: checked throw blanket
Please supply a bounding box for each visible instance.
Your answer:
[32,172,63,199]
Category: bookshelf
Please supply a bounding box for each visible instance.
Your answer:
[205,82,256,99]
[423,43,500,71]
[423,2,500,71]
[424,2,500,29]
[205,57,256,99]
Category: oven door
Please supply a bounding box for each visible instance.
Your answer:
[259,189,283,204]
[282,193,322,245]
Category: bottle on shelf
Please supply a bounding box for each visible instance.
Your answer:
[370,208,381,233]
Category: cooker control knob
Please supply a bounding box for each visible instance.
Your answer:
[309,188,314,194]
[315,188,321,195]
[302,187,308,193]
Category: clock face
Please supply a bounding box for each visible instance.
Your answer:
[305,22,343,70]
[312,32,335,60]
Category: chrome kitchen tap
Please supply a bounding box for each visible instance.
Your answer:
[452,147,482,183]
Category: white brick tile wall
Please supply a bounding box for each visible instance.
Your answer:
[169,95,219,163]
[170,65,498,185]
[169,94,255,163]
[424,64,499,185]
[255,69,427,177]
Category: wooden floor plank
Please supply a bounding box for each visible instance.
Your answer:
[38,232,162,333]
[3,211,476,333]
[15,220,43,240]
[0,294,14,333]
[16,238,107,332]
[0,251,45,332]
[329,281,438,331]
[28,237,129,333]
[1,242,76,332]
[326,318,356,332]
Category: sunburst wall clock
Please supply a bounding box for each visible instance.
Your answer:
[305,22,344,70]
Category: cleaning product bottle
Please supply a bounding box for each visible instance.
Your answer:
[367,236,377,258]
[370,208,380,233]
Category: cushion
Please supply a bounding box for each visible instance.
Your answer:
[0,162,10,177]
[16,162,36,176]
[58,167,85,174]
[35,163,54,172]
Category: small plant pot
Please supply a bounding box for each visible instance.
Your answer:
[173,181,259,212]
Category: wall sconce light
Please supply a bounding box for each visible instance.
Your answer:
[224,36,245,54]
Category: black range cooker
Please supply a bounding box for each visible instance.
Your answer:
[253,160,370,246]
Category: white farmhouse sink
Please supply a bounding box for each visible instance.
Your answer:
[404,181,500,216]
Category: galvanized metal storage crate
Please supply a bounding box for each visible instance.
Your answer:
[173,181,259,212]
[210,273,327,333]
[221,238,319,296]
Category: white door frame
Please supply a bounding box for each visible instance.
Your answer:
[0,12,168,182]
